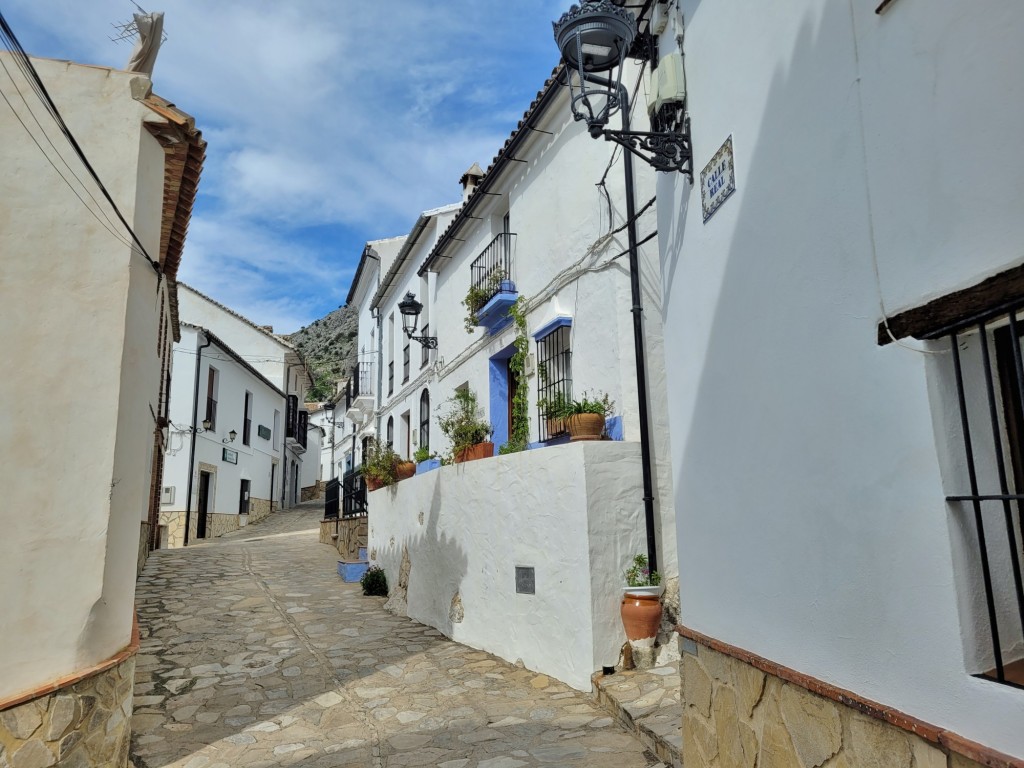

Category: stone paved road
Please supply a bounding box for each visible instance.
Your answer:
[130,502,663,768]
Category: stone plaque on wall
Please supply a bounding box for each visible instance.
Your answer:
[515,566,535,595]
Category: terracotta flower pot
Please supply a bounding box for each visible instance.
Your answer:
[566,413,605,441]
[395,461,416,481]
[545,417,566,438]
[454,441,494,463]
[620,593,662,645]
[366,476,384,492]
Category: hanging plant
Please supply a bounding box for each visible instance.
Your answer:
[499,297,531,455]
[463,268,508,333]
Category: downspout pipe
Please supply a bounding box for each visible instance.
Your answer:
[583,73,660,574]
[183,329,211,546]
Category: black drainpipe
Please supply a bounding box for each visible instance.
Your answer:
[183,330,211,546]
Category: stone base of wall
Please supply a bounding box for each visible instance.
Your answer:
[208,512,239,539]
[301,484,318,502]
[0,654,135,768]
[156,510,187,549]
[319,519,337,546]
[678,628,1000,768]
[338,517,367,560]
[137,521,151,576]
[249,496,272,524]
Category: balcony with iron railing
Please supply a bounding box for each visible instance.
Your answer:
[297,410,308,450]
[286,394,299,440]
[468,232,518,334]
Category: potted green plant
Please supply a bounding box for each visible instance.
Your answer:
[363,438,400,491]
[621,554,663,645]
[462,268,508,333]
[438,388,494,463]
[414,445,441,474]
[564,390,614,441]
[537,390,571,438]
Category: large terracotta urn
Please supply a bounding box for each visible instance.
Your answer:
[366,476,384,492]
[454,441,494,463]
[620,592,662,646]
[395,461,416,481]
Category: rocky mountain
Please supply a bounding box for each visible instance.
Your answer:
[285,303,359,402]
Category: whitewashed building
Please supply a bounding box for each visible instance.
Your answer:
[161,325,287,545]
[651,0,1024,765]
[0,53,203,763]
[174,285,313,512]
[367,62,680,691]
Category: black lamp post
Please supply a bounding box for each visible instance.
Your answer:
[398,292,438,349]
[553,0,692,177]
[553,1,688,575]
[324,401,336,480]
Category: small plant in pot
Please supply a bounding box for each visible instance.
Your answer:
[438,388,494,463]
[362,438,400,491]
[565,390,614,441]
[621,553,663,646]
[537,390,571,438]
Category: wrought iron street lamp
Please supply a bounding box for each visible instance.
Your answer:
[222,429,237,444]
[553,1,689,575]
[398,292,438,349]
[553,0,692,177]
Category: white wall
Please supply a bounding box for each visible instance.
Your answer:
[658,0,1024,757]
[369,442,646,691]
[164,327,283,524]
[0,57,166,700]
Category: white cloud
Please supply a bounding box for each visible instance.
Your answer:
[4,0,571,331]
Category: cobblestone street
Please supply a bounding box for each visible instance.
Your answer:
[130,502,664,768]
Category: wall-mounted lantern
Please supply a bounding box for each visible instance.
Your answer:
[398,292,438,349]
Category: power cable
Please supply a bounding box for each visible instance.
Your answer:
[0,10,162,274]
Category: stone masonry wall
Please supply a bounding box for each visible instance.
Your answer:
[157,511,186,549]
[338,517,367,560]
[0,655,135,768]
[248,497,272,523]
[680,641,988,768]
[137,521,151,576]
[208,512,239,539]
[301,484,318,502]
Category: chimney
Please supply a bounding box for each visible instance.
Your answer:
[459,162,484,203]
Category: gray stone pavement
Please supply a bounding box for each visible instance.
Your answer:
[130,501,665,767]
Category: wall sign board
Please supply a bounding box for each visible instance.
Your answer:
[258,425,271,440]
[701,135,736,222]
[515,566,535,595]
[222,448,238,464]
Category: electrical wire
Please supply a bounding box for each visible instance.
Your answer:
[0,10,162,274]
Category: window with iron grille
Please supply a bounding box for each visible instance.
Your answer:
[421,324,430,368]
[388,361,394,396]
[403,340,410,383]
[242,391,253,446]
[420,389,430,451]
[890,286,1024,691]
[536,325,572,442]
[386,416,394,447]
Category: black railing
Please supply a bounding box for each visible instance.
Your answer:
[941,307,1024,688]
[297,410,308,449]
[388,361,394,395]
[352,362,373,399]
[324,477,340,519]
[421,324,430,368]
[286,394,298,439]
[205,397,217,431]
[470,232,516,308]
[403,342,410,383]
[342,467,367,518]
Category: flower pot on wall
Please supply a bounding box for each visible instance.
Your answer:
[366,476,385,492]
[454,441,494,463]
[395,461,416,481]
[566,413,605,441]
[545,417,566,438]
[620,593,662,647]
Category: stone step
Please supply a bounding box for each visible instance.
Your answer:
[337,559,368,583]
[591,662,683,768]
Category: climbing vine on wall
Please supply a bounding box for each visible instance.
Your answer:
[500,297,531,454]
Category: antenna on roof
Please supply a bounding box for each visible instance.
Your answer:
[110,3,167,75]
[110,3,167,45]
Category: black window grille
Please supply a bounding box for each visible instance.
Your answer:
[286,394,298,439]
[388,361,394,395]
[242,392,253,446]
[421,324,430,368]
[403,341,410,383]
[935,307,1024,689]
[536,325,572,442]
[387,416,394,447]
[205,397,217,432]
[419,389,430,451]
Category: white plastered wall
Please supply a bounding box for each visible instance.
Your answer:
[658,0,1024,757]
[0,56,165,699]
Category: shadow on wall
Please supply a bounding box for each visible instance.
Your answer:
[376,475,469,639]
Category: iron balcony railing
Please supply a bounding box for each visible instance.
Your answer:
[342,467,367,518]
[297,410,308,450]
[470,232,516,308]
[351,362,373,399]
[285,394,298,439]
[324,477,340,520]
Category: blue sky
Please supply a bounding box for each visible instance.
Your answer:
[3,0,572,332]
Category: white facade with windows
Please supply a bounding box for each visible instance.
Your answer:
[654,0,1024,760]
[161,325,286,545]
